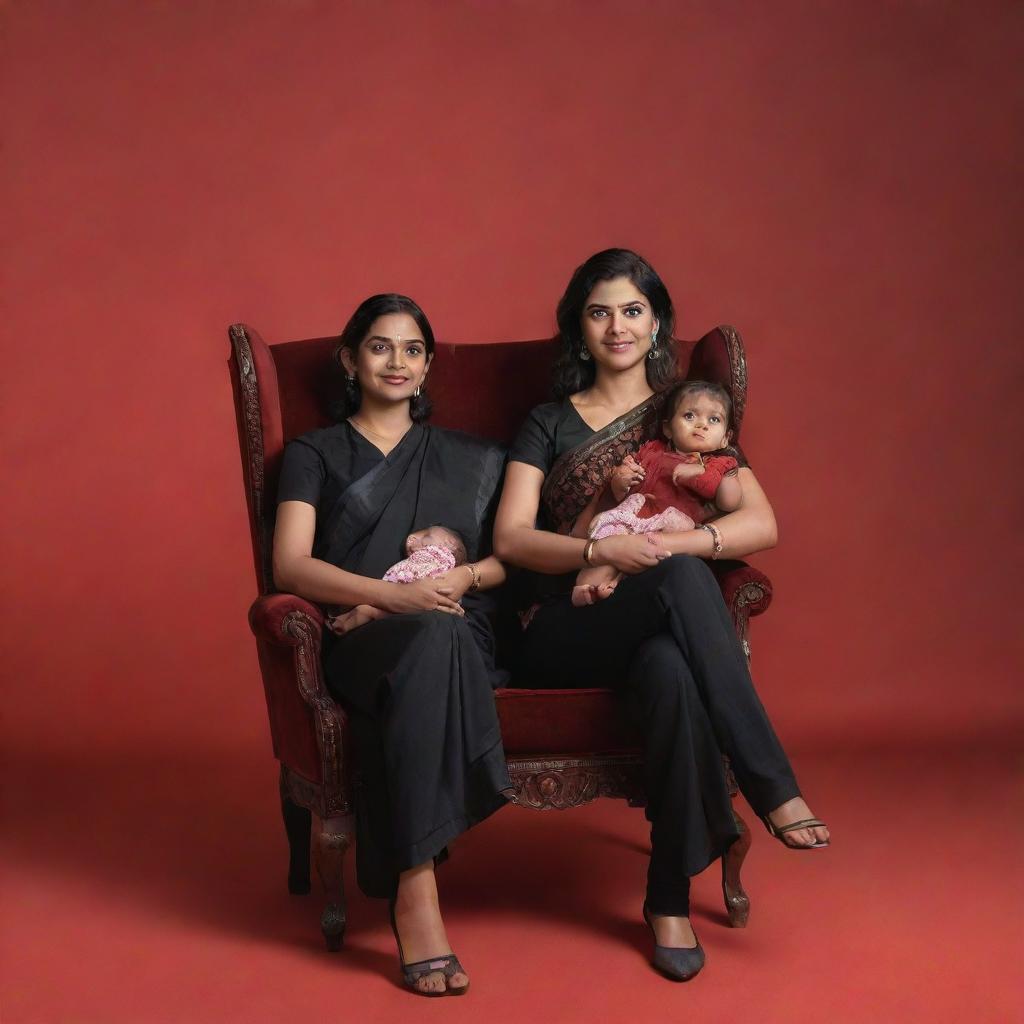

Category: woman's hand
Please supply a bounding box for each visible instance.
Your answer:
[377,578,466,615]
[593,533,669,574]
[610,455,645,501]
[429,565,474,603]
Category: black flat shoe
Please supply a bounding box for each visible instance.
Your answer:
[642,903,705,982]
[389,901,469,996]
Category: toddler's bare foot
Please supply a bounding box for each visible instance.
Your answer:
[766,797,830,848]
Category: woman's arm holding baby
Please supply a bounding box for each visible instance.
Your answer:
[656,468,777,560]
[715,470,743,512]
[273,500,465,614]
[431,555,507,602]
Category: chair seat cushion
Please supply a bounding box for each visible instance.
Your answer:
[495,687,641,758]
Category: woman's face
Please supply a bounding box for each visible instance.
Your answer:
[580,276,659,372]
[340,312,431,410]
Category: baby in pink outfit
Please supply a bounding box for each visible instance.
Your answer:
[329,525,468,634]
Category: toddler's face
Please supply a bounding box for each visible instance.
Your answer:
[664,394,730,453]
[405,527,456,555]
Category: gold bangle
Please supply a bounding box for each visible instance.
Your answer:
[583,538,598,565]
[464,563,481,592]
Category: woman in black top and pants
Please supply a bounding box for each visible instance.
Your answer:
[494,249,830,982]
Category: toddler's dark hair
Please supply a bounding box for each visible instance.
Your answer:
[664,379,733,428]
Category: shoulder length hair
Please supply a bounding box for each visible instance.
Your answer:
[552,248,678,399]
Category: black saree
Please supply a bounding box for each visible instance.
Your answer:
[279,422,512,898]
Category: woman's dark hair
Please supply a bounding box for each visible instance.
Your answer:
[552,248,678,399]
[664,379,733,429]
[331,293,436,422]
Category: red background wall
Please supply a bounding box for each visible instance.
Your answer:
[3,0,1021,757]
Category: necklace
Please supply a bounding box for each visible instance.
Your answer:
[349,416,408,445]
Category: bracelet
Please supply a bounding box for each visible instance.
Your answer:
[583,538,598,566]
[464,562,481,592]
[699,522,723,559]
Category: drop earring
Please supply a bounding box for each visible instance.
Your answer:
[648,327,659,361]
[579,343,591,361]
[413,384,422,398]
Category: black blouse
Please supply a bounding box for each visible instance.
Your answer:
[277,422,386,563]
[508,399,596,475]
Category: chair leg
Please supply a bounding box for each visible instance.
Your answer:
[721,808,752,927]
[315,816,353,952]
[281,795,312,895]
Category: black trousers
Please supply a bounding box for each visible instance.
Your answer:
[518,555,800,916]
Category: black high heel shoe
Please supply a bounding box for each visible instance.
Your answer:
[388,901,469,997]
[642,903,705,982]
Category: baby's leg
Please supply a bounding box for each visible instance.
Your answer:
[572,564,623,606]
[573,521,630,606]
[331,604,388,635]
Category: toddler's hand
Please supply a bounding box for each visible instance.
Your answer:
[611,454,645,501]
[672,461,704,485]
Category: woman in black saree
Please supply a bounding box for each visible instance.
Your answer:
[273,294,511,996]
[494,249,830,982]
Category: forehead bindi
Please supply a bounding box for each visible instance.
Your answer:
[365,313,423,346]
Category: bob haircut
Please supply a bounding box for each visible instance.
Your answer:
[552,248,678,399]
[331,293,436,423]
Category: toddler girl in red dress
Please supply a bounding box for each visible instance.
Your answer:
[573,381,742,606]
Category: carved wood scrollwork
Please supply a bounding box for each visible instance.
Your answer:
[507,756,647,810]
[730,580,767,662]
[719,325,748,432]
[229,323,273,592]
[281,611,352,818]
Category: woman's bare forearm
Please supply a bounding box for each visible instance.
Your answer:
[661,468,778,559]
[494,461,589,572]
[493,524,588,573]
[273,554,393,607]
[468,554,507,591]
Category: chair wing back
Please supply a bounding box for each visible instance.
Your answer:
[227,324,748,595]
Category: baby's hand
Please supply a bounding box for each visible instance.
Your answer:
[611,455,644,501]
[672,461,704,485]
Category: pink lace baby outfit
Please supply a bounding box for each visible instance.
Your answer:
[588,440,739,540]
[382,545,457,583]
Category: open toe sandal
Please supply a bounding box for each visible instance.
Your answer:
[762,816,830,849]
[389,903,469,997]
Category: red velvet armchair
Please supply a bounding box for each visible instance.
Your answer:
[228,325,772,950]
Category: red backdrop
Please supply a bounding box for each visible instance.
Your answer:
[2,1,1021,756]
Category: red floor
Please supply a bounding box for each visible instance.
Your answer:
[2,742,1021,1023]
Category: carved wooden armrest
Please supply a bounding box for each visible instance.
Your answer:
[711,560,772,618]
[249,593,337,713]
[710,561,772,659]
[249,592,325,645]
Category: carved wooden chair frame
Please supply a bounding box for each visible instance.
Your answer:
[229,324,769,950]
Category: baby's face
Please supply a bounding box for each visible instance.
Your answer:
[664,394,730,453]
[405,527,457,556]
